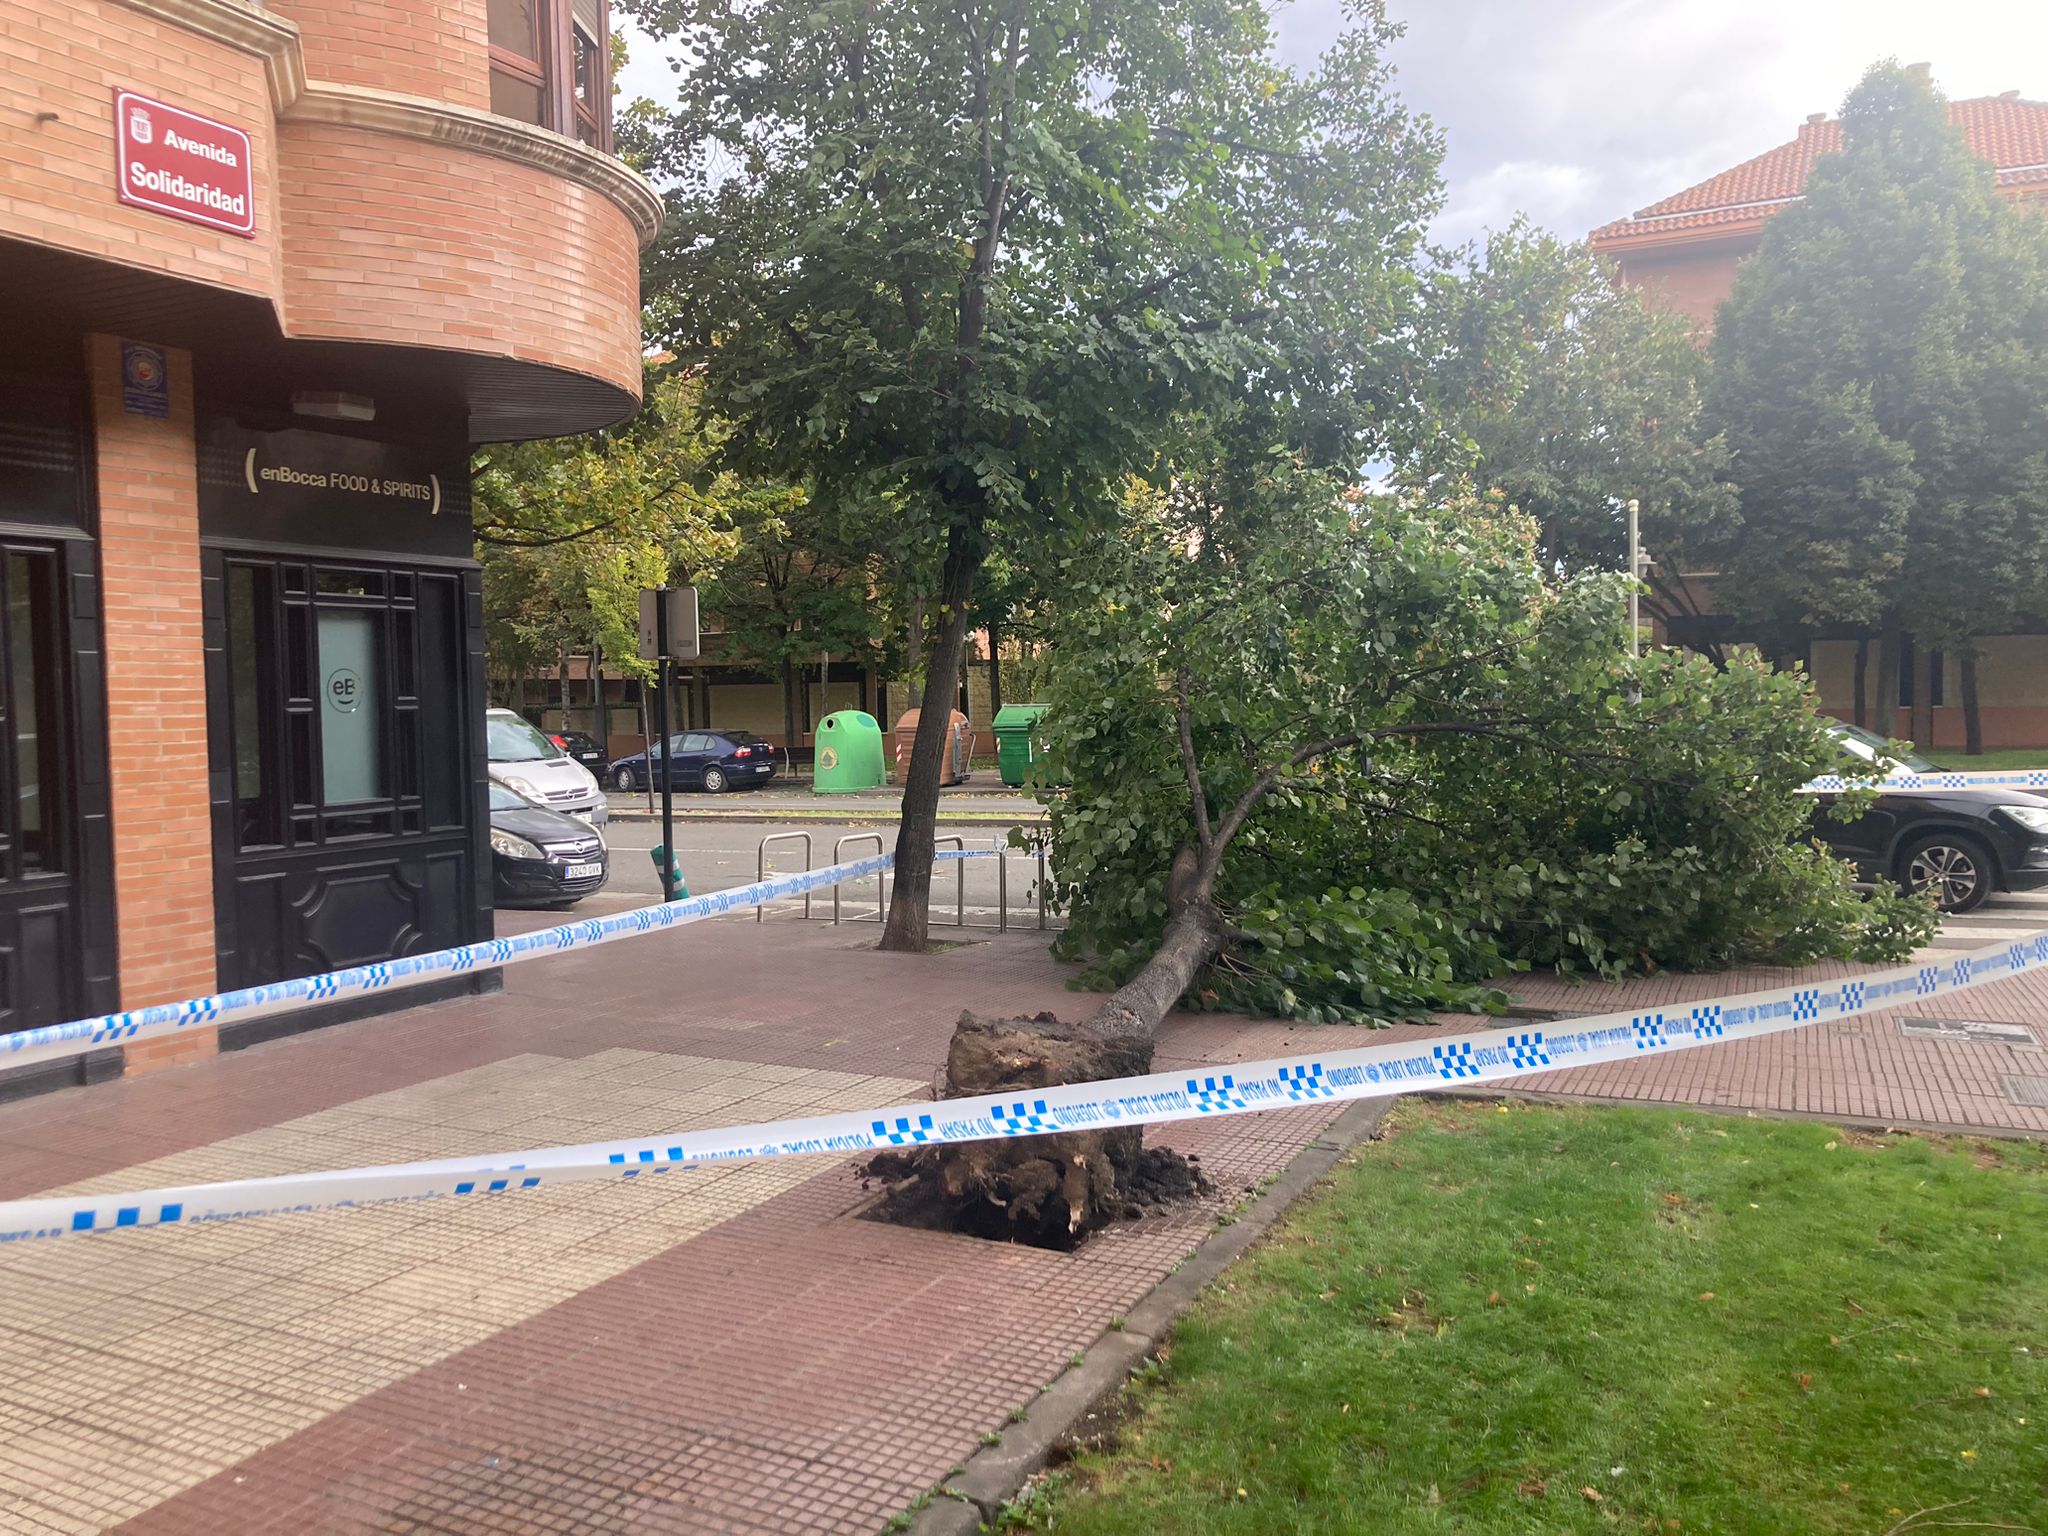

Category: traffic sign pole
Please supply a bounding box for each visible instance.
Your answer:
[655,590,676,902]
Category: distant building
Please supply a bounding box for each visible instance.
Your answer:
[1592,83,2048,329]
[1590,78,2048,749]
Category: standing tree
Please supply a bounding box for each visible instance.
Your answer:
[1419,225,1737,651]
[701,488,898,748]
[473,368,757,723]
[1709,62,2048,743]
[627,0,1444,948]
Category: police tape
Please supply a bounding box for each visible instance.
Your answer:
[0,851,1016,1072]
[2,926,2040,1244]
[1804,767,2048,793]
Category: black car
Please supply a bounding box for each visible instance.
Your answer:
[1813,726,2048,913]
[489,782,610,908]
[608,731,778,793]
[550,729,608,774]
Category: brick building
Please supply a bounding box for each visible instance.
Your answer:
[1590,81,2048,748]
[0,0,658,1079]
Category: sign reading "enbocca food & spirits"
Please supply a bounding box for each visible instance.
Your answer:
[113,89,255,238]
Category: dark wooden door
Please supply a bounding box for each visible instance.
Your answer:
[205,555,490,990]
[0,539,115,1033]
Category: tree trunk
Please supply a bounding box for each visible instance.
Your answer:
[1910,639,1936,751]
[865,846,1228,1245]
[512,669,528,716]
[556,644,571,734]
[1962,647,1984,756]
[1873,611,1901,738]
[780,657,799,755]
[1852,636,1869,729]
[881,520,981,951]
[819,650,831,726]
[986,619,1004,717]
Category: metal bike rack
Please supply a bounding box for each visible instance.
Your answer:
[933,835,966,927]
[832,832,886,925]
[756,831,813,922]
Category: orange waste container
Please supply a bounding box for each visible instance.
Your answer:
[893,709,973,785]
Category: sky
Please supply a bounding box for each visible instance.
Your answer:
[614,0,2048,249]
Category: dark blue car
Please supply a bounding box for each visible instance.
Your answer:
[608,731,778,794]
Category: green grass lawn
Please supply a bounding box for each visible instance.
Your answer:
[1003,1102,2047,1536]
[1931,748,2048,771]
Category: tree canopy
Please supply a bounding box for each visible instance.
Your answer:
[1709,62,2048,740]
[472,368,768,698]
[622,0,1447,945]
[1419,225,1737,647]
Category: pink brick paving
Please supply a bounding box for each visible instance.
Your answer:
[0,913,2032,1533]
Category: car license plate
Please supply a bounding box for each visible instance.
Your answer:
[571,810,596,825]
[564,861,602,879]
[755,763,772,772]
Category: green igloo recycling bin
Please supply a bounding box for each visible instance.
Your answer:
[992,703,1051,788]
[813,710,886,793]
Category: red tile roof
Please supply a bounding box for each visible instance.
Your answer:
[1592,94,2048,245]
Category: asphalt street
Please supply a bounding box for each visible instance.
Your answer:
[540,813,1051,931]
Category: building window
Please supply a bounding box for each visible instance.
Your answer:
[487,0,612,152]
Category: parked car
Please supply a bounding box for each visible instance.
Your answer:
[1811,722,2048,913]
[486,707,608,826]
[488,781,609,908]
[550,729,608,774]
[608,731,778,793]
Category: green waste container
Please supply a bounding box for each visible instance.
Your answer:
[992,703,1051,788]
[813,710,887,793]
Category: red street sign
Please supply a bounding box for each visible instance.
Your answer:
[113,89,255,238]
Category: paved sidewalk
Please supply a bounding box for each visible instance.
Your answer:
[0,908,2040,1533]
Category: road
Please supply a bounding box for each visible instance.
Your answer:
[533,814,1051,930]
[1918,884,2048,951]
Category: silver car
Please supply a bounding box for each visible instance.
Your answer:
[485,709,608,827]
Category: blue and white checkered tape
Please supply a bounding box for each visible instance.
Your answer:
[1803,767,2048,794]
[0,852,900,1071]
[5,892,2046,1245]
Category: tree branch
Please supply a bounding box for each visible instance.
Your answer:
[474,518,619,548]
[1175,665,1214,853]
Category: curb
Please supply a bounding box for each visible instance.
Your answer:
[903,1094,1393,1535]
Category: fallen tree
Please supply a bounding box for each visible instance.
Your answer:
[868,469,1935,1245]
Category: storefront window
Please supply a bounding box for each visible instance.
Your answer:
[6,552,60,873]
[317,608,383,806]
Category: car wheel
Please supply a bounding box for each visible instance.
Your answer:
[1898,832,1994,915]
[702,766,728,794]
[613,766,637,792]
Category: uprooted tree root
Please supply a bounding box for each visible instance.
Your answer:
[859,1010,1211,1250]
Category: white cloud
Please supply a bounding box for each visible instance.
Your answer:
[613,1,2048,243]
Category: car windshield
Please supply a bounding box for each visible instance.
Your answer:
[487,714,561,763]
[1830,722,1939,773]
[487,782,532,812]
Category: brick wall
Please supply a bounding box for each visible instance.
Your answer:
[0,0,281,300]
[273,0,490,112]
[85,334,219,1073]
[277,123,643,395]
[1610,243,1747,331]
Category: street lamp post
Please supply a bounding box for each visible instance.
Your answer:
[1626,498,1640,660]
[1625,499,1655,660]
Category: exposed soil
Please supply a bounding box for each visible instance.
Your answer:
[858,1010,1212,1251]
